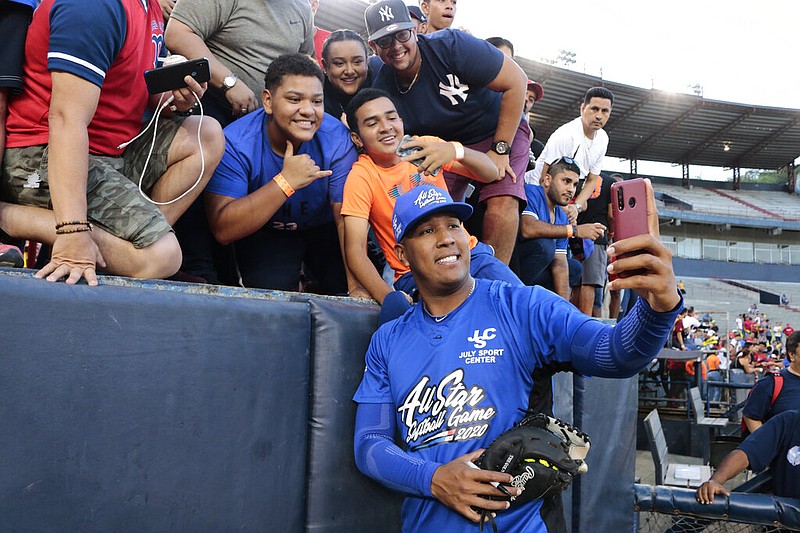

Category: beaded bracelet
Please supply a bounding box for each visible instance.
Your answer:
[55,220,92,230]
[56,225,93,235]
[274,173,295,198]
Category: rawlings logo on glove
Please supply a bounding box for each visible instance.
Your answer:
[473,412,591,531]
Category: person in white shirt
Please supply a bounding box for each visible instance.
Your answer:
[524,87,613,224]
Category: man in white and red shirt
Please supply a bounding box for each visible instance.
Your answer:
[0,0,224,285]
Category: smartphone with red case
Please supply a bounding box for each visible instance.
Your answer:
[609,178,649,279]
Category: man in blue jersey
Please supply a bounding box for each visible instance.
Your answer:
[205,53,358,293]
[353,181,682,532]
[518,157,604,300]
[363,0,529,266]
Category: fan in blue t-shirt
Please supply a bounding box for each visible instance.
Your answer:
[205,54,357,293]
[742,331,800,432]
[517,158,605,300]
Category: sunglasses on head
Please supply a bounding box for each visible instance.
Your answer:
[550,156,582,176]
[375,29,413,49]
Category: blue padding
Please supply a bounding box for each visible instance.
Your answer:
[572,375,639,533]
[634,484,800,529]
[0,272,311,531]
[305,298,404,533]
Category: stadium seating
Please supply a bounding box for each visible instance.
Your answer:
[655,183,800,226]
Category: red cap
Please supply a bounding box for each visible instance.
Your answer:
[527,80,544,101]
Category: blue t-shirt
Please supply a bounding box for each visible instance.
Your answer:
[739,410,800,499]
[354,279,676,532]
[9,0,40,7]
[742,369,800,423]
[206,109,357,230]
[522,184,568,253]
[371,29,504,145]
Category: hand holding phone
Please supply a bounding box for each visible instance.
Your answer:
[396,135,424,165]
[144,57,211,94]
[396,135,440,176]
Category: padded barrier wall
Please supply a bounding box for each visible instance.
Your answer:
[571,374,639,533]
[304,298,403,532]
[634,484,800,529]
[0,270,640,532]
[0,272,312,532]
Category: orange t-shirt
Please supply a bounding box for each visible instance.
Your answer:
[706,353,721,371]
[341,141,477,279]
[685,360,707,379]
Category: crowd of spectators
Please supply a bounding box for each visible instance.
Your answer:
[0,0,630,322]
[644,293,800,503]
[655,299,797,407]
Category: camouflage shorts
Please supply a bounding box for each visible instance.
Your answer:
[0,116,184,248]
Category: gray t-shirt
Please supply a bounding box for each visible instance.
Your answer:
[171,0,315,95]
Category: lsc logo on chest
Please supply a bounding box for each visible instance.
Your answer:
[460,328,505,364]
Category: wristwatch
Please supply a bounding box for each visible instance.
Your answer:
[491,140,511,155]
[222,73,238,93]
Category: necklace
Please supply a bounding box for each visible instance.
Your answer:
[422,278,476,322]
[395,57,422,95]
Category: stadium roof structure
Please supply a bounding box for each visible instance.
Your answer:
[516,58,800,172]
[316,0,800,173]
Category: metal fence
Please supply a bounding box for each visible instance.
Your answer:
[637,511,794,532]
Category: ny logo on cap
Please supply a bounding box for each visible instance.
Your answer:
[379,6,394,22]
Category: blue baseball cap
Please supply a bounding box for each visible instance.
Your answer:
[392,185,473,242]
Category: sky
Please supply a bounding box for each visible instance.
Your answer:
[446,0,800,109]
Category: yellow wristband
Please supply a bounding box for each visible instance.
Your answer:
[566,224,574,238]
[450,141,465,161]
[274,173,295,198]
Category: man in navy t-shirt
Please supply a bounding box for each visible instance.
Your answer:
[697,410,800,502]
[742,331,800,434]
[363,0,529,266]
[205,54,357,293]
[353,179,683,532]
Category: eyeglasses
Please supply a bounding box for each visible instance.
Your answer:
[374,29,413,50]
[550,156,582,176]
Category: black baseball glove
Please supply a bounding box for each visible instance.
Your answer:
[473,413,591,531]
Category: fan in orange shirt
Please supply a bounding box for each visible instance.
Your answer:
[341,88,522,310]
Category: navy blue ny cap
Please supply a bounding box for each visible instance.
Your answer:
[365,0,417,42]
[392,185,473,242]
